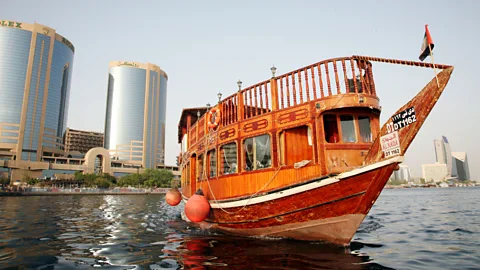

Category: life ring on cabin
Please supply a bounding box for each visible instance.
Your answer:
[207,107,221,129]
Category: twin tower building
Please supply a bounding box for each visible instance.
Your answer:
[0,20,168,179]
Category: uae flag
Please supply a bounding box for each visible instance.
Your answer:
[419,24,434,61]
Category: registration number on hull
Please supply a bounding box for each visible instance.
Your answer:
[387,106,416,133]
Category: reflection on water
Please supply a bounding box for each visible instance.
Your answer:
[162,221,379,270]
[0,188,479,269]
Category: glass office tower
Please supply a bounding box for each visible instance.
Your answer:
[104,61,168,168]
[0,20,74,161]
[434,136,453,177]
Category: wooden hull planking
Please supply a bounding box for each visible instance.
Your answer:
[191,157,400,245]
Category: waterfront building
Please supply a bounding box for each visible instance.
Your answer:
[0,21,179,183]
[63,128,103,154]
[0,20,74,161]
[434,136,453,177]
[452,152,470,181]
[104,61,168,169]
[390,164,411,183]
[0,19,75,181]
[422,163,448,183]
[398,164,411,182]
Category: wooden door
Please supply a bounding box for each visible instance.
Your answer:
[284,125,313,166]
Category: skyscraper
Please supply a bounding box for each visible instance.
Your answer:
[104,61,168,169]
[0,20,74,161]
[452,152,470,181]
[434,136,453,176]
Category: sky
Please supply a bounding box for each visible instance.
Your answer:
[2,0,479,180]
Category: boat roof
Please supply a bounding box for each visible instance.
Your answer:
[178,107,209,143]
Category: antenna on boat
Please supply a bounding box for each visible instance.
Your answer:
[237,80,242,92]
[217,92,222,103]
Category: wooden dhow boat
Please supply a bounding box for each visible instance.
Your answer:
[175,55,453,245]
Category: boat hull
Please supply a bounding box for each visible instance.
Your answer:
[217,214,365,245]
[187,158,400,245]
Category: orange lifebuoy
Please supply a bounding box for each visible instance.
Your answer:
[207,107,221,129]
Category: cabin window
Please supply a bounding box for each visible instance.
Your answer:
[244,134,272,171]
[220,142,237,175]
[358,116,372,142]
[198,154,204,180]
[208,149,216,177]
[324,114,339,143]
[340,115,357,143]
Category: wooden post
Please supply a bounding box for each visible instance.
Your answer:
[237,91,244,121]
[186,114,191,148]
[270,77,279,111]
[196,118,199,144]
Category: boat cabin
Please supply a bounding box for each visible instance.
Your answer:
[178,56,382,199]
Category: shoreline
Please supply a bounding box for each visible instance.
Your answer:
[385,185,479,189]
[2,185,477,197]
[0,191,166,197]
[0,188,170,197]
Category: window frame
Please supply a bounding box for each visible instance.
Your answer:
[207,148,217,178]
[339,115,357,143]
[357,115,373,143]
[242,133,272,172]
[219,141,238,176]
[323,113,373,144]
[323,114,340,143]
[197,153,205,180]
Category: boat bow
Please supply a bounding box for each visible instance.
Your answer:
[363,63,454,164]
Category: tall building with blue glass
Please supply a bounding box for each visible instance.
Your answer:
[0,20,74,162]
[104,61,168,169]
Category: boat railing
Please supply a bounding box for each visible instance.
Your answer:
[277,56,376,105]
[221,56,376,123]
[188,56,377,146]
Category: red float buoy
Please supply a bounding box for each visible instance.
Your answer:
[184,189,211,222]
[166,188,182,206]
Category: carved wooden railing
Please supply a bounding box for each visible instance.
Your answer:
[221,56,375,124]
[189,125,197,146]
[276,57,375,109]
[188,56,377,146]
[220,80,273,126]
[198,118,205,139]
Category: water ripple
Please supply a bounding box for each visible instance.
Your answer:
[0,188,478,269]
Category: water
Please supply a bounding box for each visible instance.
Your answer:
[0,188,479,269]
